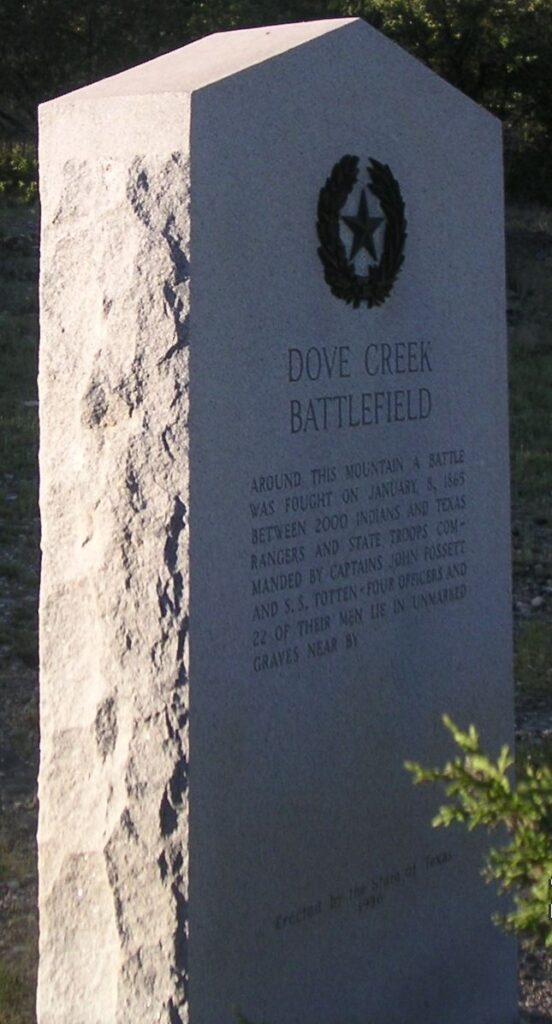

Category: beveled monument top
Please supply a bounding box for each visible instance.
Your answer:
[41,17,497,117]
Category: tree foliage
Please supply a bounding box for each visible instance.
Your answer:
[342,0,552,198]
[0,142,37,201]
[0,0,198,135]
[1,0,552,199]
[406,715,552,948]
[0,0,337,136]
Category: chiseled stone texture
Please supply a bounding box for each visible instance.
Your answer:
[39,126,191,1023]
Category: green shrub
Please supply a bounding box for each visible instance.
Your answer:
[405,715,552,948]
[0,143,37,204]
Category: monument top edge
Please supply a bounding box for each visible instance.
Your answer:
[40,17,368,109]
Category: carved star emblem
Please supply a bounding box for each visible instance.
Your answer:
[342,189,383,262]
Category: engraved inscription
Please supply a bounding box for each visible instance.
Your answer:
[287,340,434,433]
[249,449,468,672]
[273,850,453,930]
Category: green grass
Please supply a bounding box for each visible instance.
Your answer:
[0,319,38,508]
[0,560,24,582]
[0,629,38,668]
[0,961,26,1024]
[516,733,552,774]
[516,620,552,703]
[510,343,552,507]
[0,833,30,886]
[0,201,39,675]
[0,315,37,388]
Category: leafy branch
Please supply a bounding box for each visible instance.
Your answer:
[405,715,552,948]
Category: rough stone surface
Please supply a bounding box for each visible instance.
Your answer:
[39,18,517,1024]
[39,131,191,1023]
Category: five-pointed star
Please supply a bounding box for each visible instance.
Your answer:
[342,189,383,261]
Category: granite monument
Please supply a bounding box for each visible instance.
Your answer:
[38,18,516,1024]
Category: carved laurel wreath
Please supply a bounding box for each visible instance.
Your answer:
[317,155,407,309]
